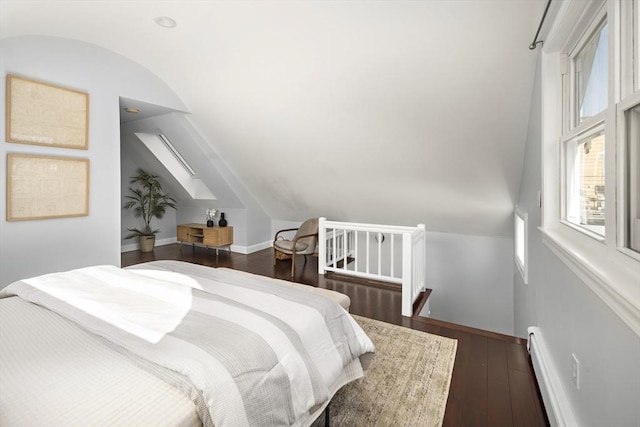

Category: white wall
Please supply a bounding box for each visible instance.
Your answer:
[119,112,272,253]
[120,141,177,250]
[313,217,516,335]
[425,231,514,336]
[271,219,304,240]
[514,55,640,426]
[0,36,186,287]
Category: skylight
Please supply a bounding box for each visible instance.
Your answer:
[135,132,216,200]
[158,133,196,176]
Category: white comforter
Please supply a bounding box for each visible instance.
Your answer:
[0,262,375,427]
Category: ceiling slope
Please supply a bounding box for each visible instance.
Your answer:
[0,0,545,237]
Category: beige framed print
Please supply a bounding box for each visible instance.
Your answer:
[6,75,89,149]
[7,154,89,221]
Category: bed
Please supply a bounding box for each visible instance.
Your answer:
[0,260,375,427]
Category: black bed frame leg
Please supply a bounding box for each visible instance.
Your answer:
[325,401,330,427]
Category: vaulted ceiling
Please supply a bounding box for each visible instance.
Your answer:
[0,0,545,237]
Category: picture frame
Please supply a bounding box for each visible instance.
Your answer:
[6,75,89,149]
[6,154,90,221]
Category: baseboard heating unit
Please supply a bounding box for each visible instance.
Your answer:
[527,326,578,427]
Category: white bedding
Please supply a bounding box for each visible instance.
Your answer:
[0,296,200,427]
[0,261,374,427]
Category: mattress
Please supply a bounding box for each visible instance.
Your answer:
[0,261,372,427]
[0,296,200,427]
[125,260,351,311]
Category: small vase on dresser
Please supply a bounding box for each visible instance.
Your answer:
[218,212,227,227]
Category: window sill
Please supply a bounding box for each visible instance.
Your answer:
[540,226,640,336]
[559,220,605,243]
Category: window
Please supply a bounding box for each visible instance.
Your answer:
[515,208,528,284]
[562,9,608,239]
[563,127,606,237]
[622,100,640,253]
[158,134,196,176]
[541,0,640,331]
[134,132,216,200]
[574,20,608,127]
[622,0,639,94]
[619,0,640,256]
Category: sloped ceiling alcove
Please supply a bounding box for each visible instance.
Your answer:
[120,110,246,209]
[0,0,545,238]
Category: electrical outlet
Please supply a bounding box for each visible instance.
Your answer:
[572,353,580,389]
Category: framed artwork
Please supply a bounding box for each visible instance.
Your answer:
[6,75,89,149]
[6,154,89,221]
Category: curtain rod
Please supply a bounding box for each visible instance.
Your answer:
[529,0,552,50]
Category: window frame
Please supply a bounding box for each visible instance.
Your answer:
[561,121,607,240]
[635,0,640,92]
[541,0,640,335]
[568,14,608,130]
[514,207,528,284]
[637,2,640,92]
[616,92,640,260]
[560,4,609,242]
[620,0,638,95]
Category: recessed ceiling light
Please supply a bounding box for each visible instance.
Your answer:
[154,16,177,28]
[125,107,139,114]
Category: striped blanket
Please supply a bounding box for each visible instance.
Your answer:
[0,264,375,427]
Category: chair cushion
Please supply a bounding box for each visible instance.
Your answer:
[274,240,309,253]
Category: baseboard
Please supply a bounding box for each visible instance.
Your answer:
[240,240,273,254]
[120,237,177,253]
[231,240,273,255]
[121,238,273,255]
[527,326,578,427]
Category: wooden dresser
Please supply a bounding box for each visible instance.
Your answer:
[177,223,233,255]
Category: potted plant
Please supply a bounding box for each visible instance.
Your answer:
[123,168,177,252]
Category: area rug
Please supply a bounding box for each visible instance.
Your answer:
[313,315,457,427]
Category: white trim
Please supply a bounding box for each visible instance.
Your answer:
[619,0,635,97]
[616,93,640,257]
[177,240,271,255]
[559,220,606,243]
[540,227,640,335]
[318,217,326,275]
[515,208,529,284]
[528,326,579,427]
[637,0,640,92]
[546,0,606,54]
[560,123,607,238]
[243,240,273,254]
[542,0,640,337]
[120,236,177,253]
[567,8,608,129]
[120,238,272,256]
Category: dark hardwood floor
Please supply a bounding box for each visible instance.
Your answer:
[122,243,549,427]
